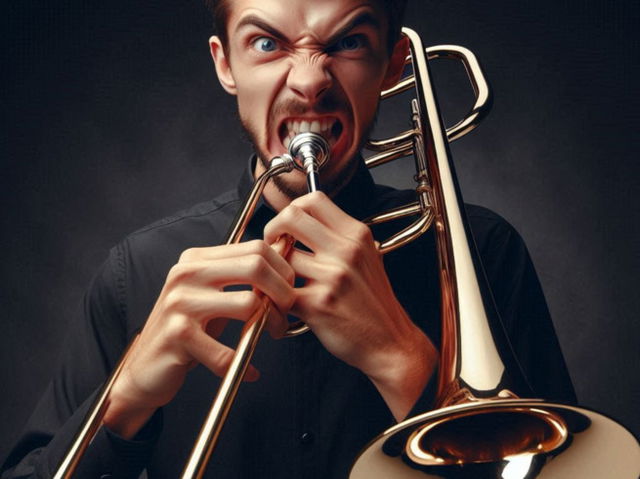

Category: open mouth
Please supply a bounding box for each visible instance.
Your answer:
[279,117,343,150]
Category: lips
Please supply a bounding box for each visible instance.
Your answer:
[279,117,343,150]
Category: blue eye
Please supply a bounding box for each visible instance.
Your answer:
[253,37,278,52]
[335,35,364,51]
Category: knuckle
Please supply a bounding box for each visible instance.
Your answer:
[290,196,306,209]
[329,264,351,290]
[341,241,363,265]
[163,288,187,313]
[316,286,338,310]
[238,290,262,315]
[246,254,269,278]
[178,247,196,263]
[294,190,324,206]
[281,204,303,223]
[247,239,269,256]
[166,263,192,287]
[352,222,373,243]
[166,315,194,342]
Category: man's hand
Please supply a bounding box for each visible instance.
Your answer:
[103,240,295,438]
[264,191,438,421]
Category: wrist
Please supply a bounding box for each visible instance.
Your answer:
[103,381,158,440]
[369,331,439,421]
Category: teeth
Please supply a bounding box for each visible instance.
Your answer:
[283,118,339,147]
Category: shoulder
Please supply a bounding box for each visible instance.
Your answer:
[128,189,241,246]
[94,188,243,330]
[120,186,243,272]
[118,188,242,265]
[466,204,520,241]
[464,204,529,265]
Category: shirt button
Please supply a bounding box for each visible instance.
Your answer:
[300,431,315,445]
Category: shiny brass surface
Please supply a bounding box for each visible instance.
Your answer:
[350,27,640,478]
[351,400,640,478]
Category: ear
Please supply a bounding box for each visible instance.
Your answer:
[381,35,409,91]
[209,36,237,95]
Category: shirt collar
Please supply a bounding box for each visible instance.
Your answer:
[236,154,378,222]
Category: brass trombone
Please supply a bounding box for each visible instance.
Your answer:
[350,27,640,478]
[53,27,640,478]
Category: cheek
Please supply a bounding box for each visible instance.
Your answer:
[337,60,386,129]
[235,64,287,138]
[236,83,267,131]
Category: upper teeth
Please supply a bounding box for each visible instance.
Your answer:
[285,118,335,141]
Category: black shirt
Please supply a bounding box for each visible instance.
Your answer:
[2,160,576,478]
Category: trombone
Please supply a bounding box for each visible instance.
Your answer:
[53,27,640,478]
[350,27,640,478]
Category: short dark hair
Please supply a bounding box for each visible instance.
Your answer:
[203,0,408,53]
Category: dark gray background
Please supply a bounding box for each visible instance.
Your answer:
[2,0,638,463]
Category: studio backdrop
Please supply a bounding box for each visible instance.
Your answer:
[2,0,638,463]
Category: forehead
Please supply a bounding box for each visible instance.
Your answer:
[226,0,388,39]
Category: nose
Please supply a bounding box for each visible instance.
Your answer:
[286,54,332,102]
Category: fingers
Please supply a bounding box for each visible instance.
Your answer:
[280,191,354,230]
[179,240,295,287]
[164,289,264,323]
[166,254,295,316]
[264,191,374,255]
[186,326,260,382]
[265,204,341,253]
[197,290,288,340]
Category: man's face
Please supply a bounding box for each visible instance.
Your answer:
[210,0,405,198]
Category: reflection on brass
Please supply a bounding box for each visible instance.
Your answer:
[350,27,640,478]
[406,407,567,465]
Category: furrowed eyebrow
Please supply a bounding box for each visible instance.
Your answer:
[325,12,382,47]
[234,11,382,47]
[235,15,288,42]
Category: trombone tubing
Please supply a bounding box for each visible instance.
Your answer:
[182,150,323,478]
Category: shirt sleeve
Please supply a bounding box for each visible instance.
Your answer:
[1,243,161,478]
[405,206,576,419]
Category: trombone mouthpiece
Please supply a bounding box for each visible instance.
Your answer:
[288,132,330,193]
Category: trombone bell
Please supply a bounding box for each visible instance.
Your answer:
[351,400,640,478]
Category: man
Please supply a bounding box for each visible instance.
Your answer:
[2,0,575,477]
